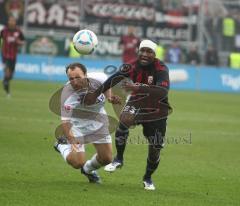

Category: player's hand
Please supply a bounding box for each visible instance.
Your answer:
[122,82,139,92]
[108,95,122,104]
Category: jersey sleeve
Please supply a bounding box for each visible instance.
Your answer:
[155,64,170,91]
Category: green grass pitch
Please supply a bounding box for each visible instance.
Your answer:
[0,80,239,206]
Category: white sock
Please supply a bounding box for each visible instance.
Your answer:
[57,144,71,161]
[83,154,102,174]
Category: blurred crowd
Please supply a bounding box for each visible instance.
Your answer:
[151,41,218,67]
[1,0,240,70]
[155,41,240,69]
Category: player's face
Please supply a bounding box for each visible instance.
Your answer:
[67,67,87,90]
[138,47,155,66]
[8,17,16,29]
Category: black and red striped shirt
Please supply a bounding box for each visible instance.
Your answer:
[101,58,170,93]
[125,58,170,109]
[0,26,24,60]
[127,58,170,90]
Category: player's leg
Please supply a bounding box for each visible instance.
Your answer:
[54,137,100,183]
[68,144,102,183]
[2,59,16,96]
[115,122,129,162]
[142,144,161,190]
[2,60,10,94]
[54,137,85,168]
[83,142,112,174]
[142,119,167,190]
[66,145,86,169]
[83,131,112,172]
[94,142,112,165]
[104,107,136,172]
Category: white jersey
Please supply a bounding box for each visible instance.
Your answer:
[60,72,111,144]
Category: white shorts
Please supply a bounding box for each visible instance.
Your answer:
[69,134,112,153]
[92,134,112,144]
[71,119,112,144]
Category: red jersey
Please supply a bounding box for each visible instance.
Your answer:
[0,26,24,60]
[120,34,140,64]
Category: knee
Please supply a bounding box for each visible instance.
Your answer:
[146,133,165,150]
[120,113,135,128]
[66,156,84,169]
[97,154,112,166]
[115,123,129,141]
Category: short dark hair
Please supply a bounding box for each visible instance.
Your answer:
[65,62,87,74]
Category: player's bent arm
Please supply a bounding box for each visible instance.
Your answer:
[135,69,170,100]
[138,85,168,100]
[61,120,78,144]
[155,69,170,91]
[122,81,168,99]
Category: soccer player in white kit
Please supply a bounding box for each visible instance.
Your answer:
[54,62,120,183]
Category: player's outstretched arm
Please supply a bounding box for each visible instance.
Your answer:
[84,64,131,105]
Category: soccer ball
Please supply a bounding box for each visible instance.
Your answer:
[72,29,98,55]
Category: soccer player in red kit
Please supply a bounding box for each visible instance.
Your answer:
[120,26,140,64]
[0,16,24,97]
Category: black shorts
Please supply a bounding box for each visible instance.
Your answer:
[2,57,16,72]
[121,101,168,137]
[142,119,167,137]
[119,107,167,147]
[142,119,167,148]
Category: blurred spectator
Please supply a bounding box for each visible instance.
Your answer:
[222,14,236,51]
[119,26,140,63]
[64,37,81,58]
[165,41,182,64]
[235,34,240,50]
[205,14,221,50]
[228,48,240,69]
[186,45,201,65]
[68,40,81,58]
[205,44,219,67]
[155,43,165,61]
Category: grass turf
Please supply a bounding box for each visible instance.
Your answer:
[0,80,239,206]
